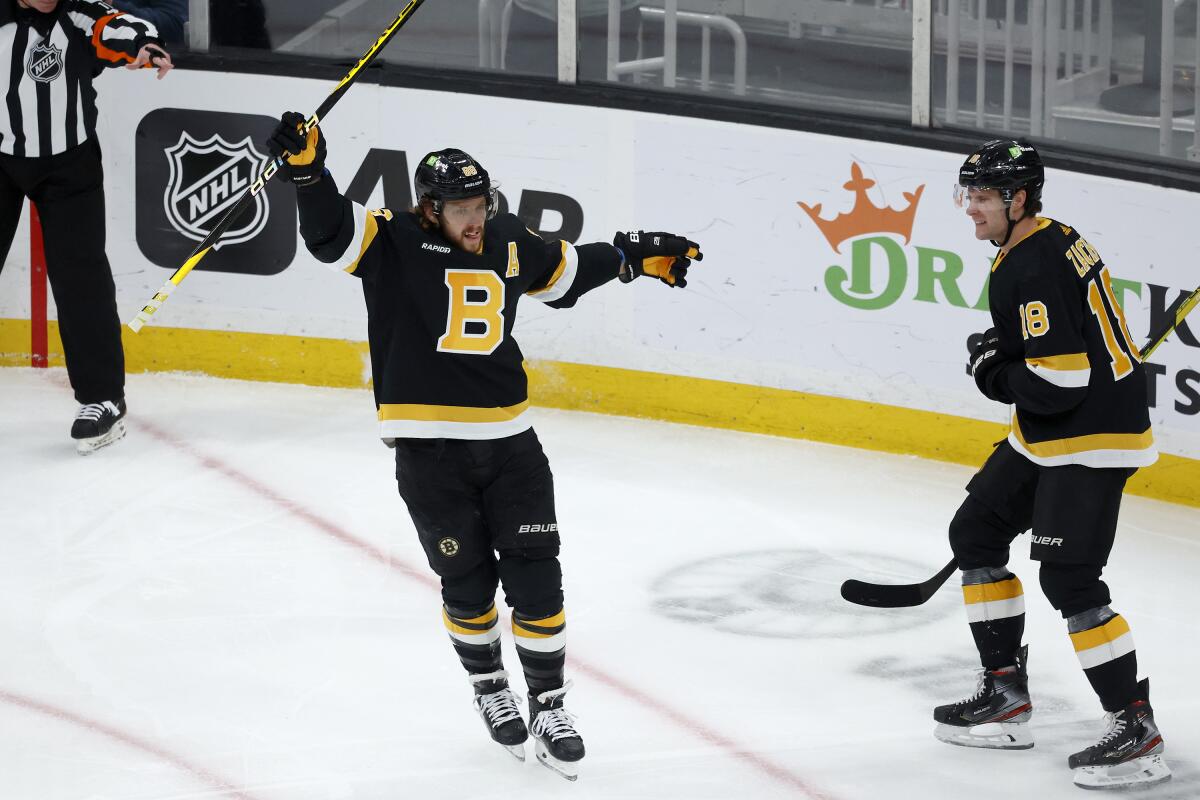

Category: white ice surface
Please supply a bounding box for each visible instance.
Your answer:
[1,367,1196,800]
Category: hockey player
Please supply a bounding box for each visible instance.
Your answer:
[934,139,1169,790]
[266,113,701,780]
[0,0,172,454]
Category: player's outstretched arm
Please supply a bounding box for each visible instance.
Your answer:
[527,230,703,309]
[613,230,703,288]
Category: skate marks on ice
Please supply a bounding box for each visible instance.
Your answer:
[650,550,958,639]
[856,655,1196,797]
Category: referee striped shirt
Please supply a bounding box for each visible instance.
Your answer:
[0,0,160,157]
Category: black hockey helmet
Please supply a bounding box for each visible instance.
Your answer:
[955,139,1044,211]
[413,148,498,218]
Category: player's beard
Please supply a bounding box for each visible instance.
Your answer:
[444,223,484,254]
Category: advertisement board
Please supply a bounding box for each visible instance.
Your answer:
[0,69,1195,462]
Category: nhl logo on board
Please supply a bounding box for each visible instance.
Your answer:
[26,42,63,83]
[164,132,271,249]
[438,538,461,557]
[135,108,295,274]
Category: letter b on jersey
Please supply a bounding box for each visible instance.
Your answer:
[438,270,505,355]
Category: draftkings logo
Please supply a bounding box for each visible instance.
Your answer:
[798,161,1198,413]
[135,109,296,275]
[26,42,63,83]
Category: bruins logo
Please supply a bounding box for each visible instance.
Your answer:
[437,537,460,557]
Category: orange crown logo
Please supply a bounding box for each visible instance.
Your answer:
[798,163,925,253]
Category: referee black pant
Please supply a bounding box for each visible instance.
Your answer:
[0,138,124,404]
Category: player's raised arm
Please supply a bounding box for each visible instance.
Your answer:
[265,112,386,279]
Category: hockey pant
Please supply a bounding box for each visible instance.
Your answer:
[395,428,566,694]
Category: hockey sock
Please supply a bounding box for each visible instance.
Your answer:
[443,603,505,692]
[512,608,566,695]
[962,567,1026,670]
[1068,606,1138,712]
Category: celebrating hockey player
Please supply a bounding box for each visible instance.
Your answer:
[933,139,1169,789]
[266,113,701,780]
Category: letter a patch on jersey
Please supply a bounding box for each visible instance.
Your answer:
[506,241,520,278]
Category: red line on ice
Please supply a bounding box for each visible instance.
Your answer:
[135,418,834,800]
[0,689,260,800]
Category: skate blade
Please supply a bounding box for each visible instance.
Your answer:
[502,743,526,762]
[535,741,579,781]
[1073,754,1171,790]
[76,420,127,456]
[935,721,1034,750]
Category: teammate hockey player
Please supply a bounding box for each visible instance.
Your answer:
[266,113,702,780]
[934,139,1169,790]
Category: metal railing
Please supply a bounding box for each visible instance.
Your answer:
[610,1,747,96]
[478,0,513,70]
[1040,0,1113,137]
[1194,0,1200,160]
[275,0,384,55]
[180,0,1199,165]
[187,0,208,51]
[940,0,1113,135]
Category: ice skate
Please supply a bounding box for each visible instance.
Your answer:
[529,680,584,781]
[469,671,527,761]
[71,399,127,455]
[1070,679,1170,790]
[934,645,1033,749]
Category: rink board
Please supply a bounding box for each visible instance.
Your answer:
[0,69,1196,504]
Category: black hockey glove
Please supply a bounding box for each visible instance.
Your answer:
[613,230,703,288]
[964,330,985,375]
[266,111,326,187]
[969,328,1012,403]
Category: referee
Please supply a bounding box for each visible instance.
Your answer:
[0,0,171,454]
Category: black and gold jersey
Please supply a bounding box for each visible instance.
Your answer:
[985,217,1156,468]
[297,173,622,440]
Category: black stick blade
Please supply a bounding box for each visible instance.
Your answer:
[840,579,925,607]
[840,558,958,608]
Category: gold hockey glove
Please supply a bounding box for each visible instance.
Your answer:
[613,230,703,288]
[266,111,326,187]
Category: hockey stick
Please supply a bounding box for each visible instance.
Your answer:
[127,0,428,333]
[1138,285,1200,360]
[842,286,1199,609]
[840,558,957,608]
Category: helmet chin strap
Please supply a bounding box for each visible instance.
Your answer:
[990,198,1020,248]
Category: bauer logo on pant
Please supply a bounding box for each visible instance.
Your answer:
[518,523,557,534]
[438,537,460,556]
[135,108,296,275]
